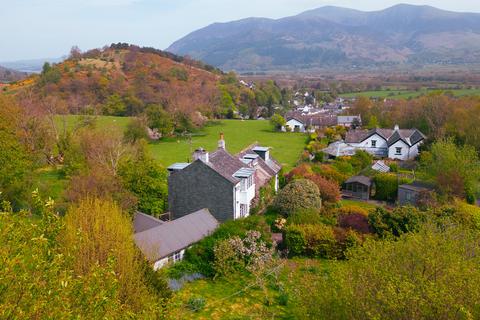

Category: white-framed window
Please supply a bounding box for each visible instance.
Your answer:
[371,140,377,148]
[240,204,247,217]
[395,147,402,155]
[174,251,182,262]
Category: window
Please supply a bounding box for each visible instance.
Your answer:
[395,147,402,155]
[371,140,377,148]
[240,204,247,217]
[174,251,182,262]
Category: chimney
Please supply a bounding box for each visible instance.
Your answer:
[218,132,226,149]
[394,124,400,131]
[193,147,209,163]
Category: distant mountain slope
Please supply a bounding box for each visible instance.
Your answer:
[167,4,480,71]
[0,65,27,82]
[0,58,64,73]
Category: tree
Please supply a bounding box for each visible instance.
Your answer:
[102,94,126,116]
[270,113,286,131]
[291,222,480,319]
[145,104,173,137]
[421,138,480,203]
[0,194,167,318]
[273,179,322,216]
[307,175,341,204]
[0,95,32,207]
[124,117,148,143]
[118,143,168,216]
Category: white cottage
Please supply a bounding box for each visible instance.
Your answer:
[324,125,426,160]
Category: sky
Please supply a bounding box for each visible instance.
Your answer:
[1,0,480,61]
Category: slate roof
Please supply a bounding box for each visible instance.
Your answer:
[287,114,337,127]
[134,209,219,262]
[134,211,164,233]
[345,175,372,186]
[345,127,426,147]
[337,115,361,124]
[208,148,247,184]
[399,181,435,192]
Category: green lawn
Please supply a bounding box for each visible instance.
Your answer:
[340,199,379,210]
[339,88,480,100]
[55,116,307,171]
[35,167,68,201]
[149,120,306,171]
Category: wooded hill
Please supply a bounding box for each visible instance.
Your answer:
[9,44,286,130]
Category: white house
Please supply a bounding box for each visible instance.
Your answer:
[323,125,426,160]
[284,117,306,132]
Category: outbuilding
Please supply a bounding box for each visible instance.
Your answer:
[343,176,373,200]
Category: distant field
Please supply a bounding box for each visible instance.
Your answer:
[339,88,480,100]
[55,116,306,171]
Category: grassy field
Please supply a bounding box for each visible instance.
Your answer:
[170,258,331,319]
[55,116,307,171]
[339,88,480,100]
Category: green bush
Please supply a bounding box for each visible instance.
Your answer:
[287,208,322,225]
[187,296,206,312]
[373,173,400,202]
[368,206,424,238]
[285,224,338,258]
[273,179,322,216]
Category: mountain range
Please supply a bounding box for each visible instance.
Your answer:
[167,4,480,72]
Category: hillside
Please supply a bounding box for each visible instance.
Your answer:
[167,4,480,72]
[0,65,27,82]
[12,44,224,125]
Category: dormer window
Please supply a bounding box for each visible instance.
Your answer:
[241,175,254,191]
[371,140,377,148]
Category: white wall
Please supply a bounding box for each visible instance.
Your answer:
[350,133,388,157]
[388,140,408,160]
[285,119,305,132]
[153,249,186,270]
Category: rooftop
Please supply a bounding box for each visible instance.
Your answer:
[134,209,219,262]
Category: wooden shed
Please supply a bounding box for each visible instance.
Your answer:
[343,176,373,200]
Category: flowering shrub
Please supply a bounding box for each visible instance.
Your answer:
[213,230,276,277]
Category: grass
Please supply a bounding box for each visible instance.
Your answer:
[170,258,331,319]
[55,116,307,171]
[340,199,379,210]
[34,167,68,201]
[149,120,306,171]
[339,88,480,100]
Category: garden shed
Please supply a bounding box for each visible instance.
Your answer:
[343,176,373,200]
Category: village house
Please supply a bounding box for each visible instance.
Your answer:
[337,115,362,128]
[323,125,426,160]
[283,114,337,133]
[134,209,218,269]
[167,134,281,222]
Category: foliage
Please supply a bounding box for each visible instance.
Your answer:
[213,230,276,278]
[421,138,480,202]
[350,150,373,171]
[0,195,167,318]
[183,216,272,277]
[102,94,127,116]
[287,208,323,225]
[285,224,338,258]
[373,173,401,202]
[187,297,206,312]
[0,95,32,208]
[118,143,168,216]
[145,104,174,136]
[270,113,286,131]
[124,117,148,143]
[368,206,424,238]
[273,179,322,216]
[291,222,480,319]
[336,206,372,234]
[307,175,341,204]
